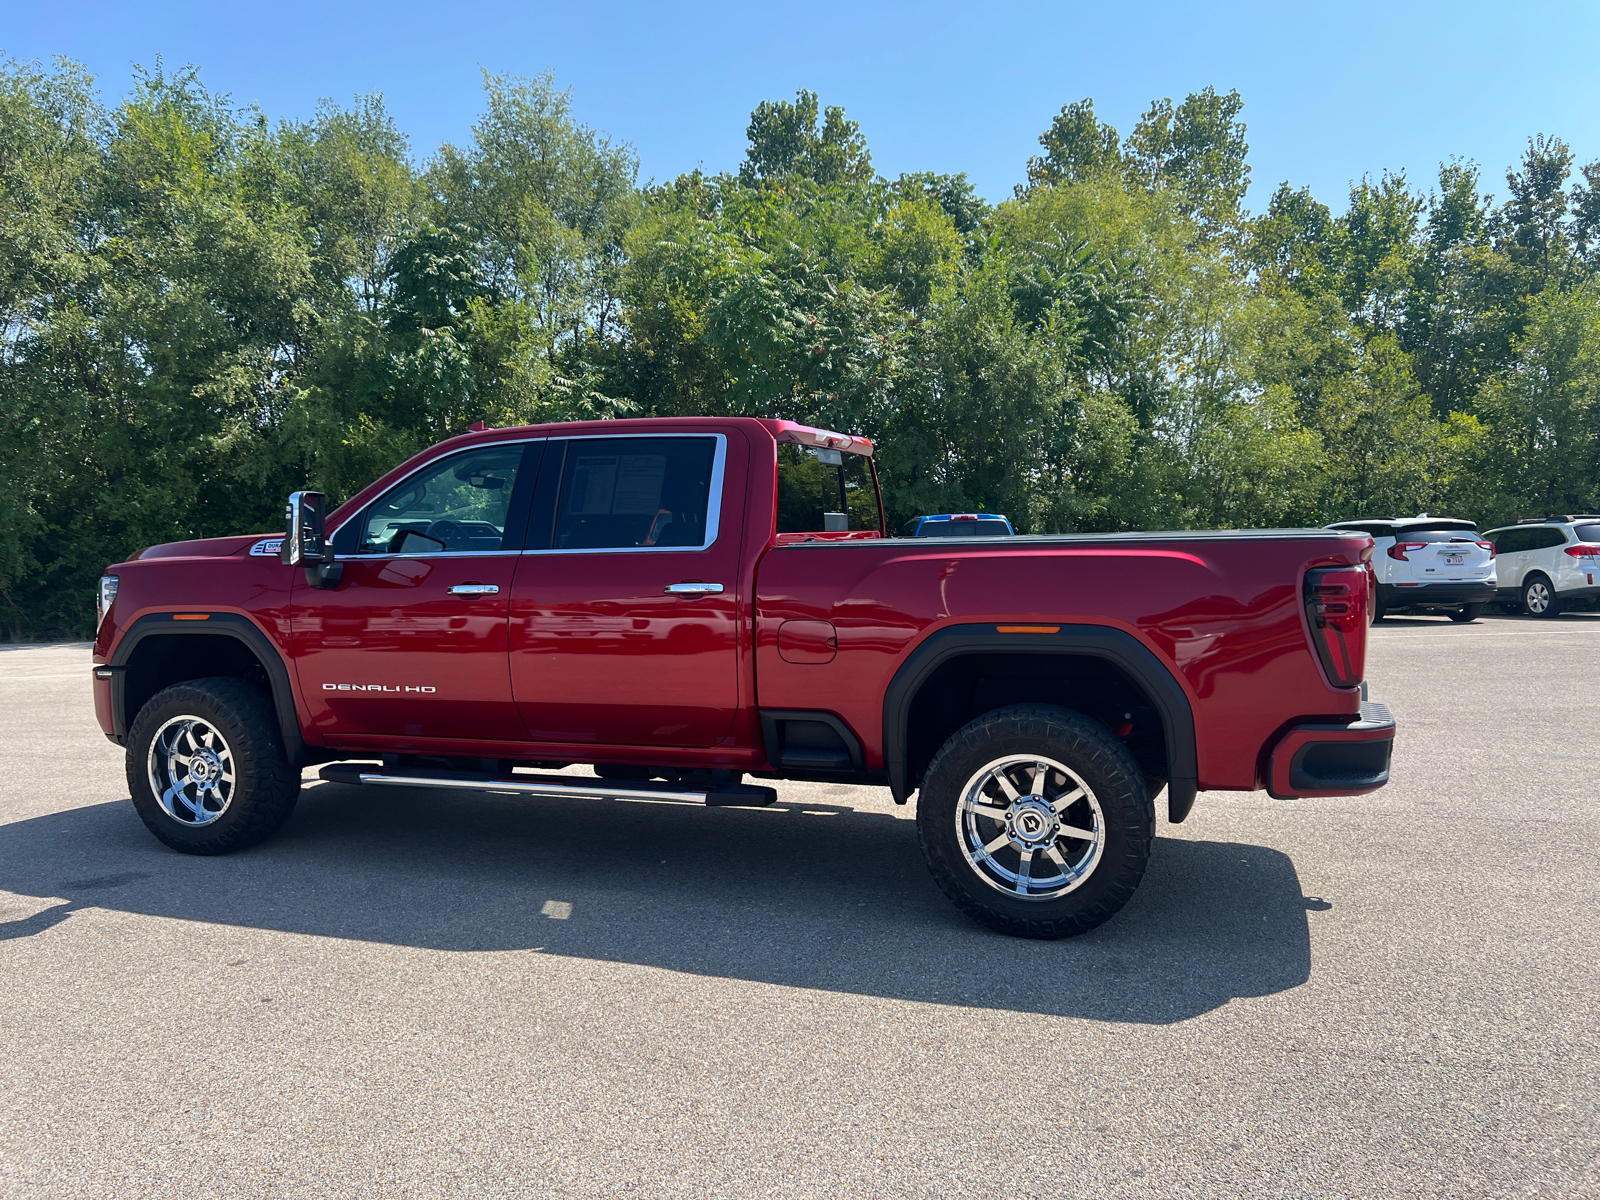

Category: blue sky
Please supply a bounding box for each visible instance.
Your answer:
[7,1,1599,212]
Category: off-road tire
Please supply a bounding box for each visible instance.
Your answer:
[1450,604,1485,623]
[1522,575,1560,619]
[126,678,301,855]
[915,705,1153,939]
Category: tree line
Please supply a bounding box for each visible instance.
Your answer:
[4,59,1599,636]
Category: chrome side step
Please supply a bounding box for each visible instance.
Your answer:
[317,764,778,807]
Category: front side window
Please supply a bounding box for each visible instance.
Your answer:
[358,445,525,554]
[552,436,719,550]
[776,445,879,533]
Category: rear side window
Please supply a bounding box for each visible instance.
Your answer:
[1574,524,1600,542]
[1536,527,1570,549]
[552,436,719,550]
[776,445,880,533]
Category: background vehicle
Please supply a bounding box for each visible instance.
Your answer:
[901,513,1015,537]
[1482,517,1600,618]
[1325,516,1496,622]
[91,418,1394,940]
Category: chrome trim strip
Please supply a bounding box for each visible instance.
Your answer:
[356,771,711,805]
[335,550,520,562]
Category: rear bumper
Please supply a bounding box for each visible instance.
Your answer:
[1266,701,1395,799]
[1379,581,1495,610]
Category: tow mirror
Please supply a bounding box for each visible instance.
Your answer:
[281,491,328,565]
[281,491,343,588]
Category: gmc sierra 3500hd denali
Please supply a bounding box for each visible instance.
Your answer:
[91,417,1395,938]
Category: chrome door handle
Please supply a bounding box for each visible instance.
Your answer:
[664,582,725,596]
[447,584,500,596]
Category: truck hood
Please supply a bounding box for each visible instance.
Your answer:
[139,533,283,560]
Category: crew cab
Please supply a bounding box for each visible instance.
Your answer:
[91,417,1396,938]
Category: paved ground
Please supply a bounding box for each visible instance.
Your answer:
[1,612,1597,1199]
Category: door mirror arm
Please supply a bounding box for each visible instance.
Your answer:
[304,560,344,589]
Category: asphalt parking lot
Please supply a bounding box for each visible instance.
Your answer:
[2,611,1597,1199]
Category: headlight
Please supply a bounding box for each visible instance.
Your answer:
[97,575,119,631]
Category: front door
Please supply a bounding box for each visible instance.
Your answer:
[292,441,539,743]
[509,432,745,748]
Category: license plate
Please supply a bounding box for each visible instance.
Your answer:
[1443,553,1465,566]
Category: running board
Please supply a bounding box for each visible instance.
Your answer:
[317,763,778,808]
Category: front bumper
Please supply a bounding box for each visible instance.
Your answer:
[1379,581,1496,610]
[1266,700,1395,799]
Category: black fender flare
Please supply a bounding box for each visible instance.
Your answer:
[881,623,1199,822]
[107,612,310,767]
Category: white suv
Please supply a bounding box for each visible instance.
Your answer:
[1325,515,1497,622]
[1481,517,1600,618]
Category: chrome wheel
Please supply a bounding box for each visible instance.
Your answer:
[956,753,1105,900]
[147,716,236,826]
[1525,580,1552,614]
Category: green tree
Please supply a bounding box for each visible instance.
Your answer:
[739,90,873,187]
[1025,99,1123,189]
[1125,87,1250,238]
[1478,283,1600,519]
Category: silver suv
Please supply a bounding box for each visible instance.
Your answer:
[1481,517,1600,618]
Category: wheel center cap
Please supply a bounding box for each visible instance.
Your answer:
[191,751,220,784]
[1007,798,1057,846]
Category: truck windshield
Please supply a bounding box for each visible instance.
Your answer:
[776,445,880,534]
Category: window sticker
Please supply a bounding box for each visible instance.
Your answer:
[569,457,619,514]
[612,455,667,514]
[568,454,667,515]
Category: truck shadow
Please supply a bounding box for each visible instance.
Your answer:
[0,783,1318,1025]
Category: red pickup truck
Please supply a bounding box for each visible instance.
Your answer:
[91,417,1393,938]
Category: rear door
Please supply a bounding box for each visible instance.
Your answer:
[508,431,746,748]
[1530,525,1573,590]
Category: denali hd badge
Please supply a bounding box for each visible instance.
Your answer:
[322,684,437,693]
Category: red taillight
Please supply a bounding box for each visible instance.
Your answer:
[1563,544,1600,558]
[1477,540,1496,559]
[1386,541,1427,561]
[1305,567,1368,688]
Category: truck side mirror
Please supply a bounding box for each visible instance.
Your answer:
[280,491,343,588]
[280,491,329,565]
